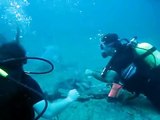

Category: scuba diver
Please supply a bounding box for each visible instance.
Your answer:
[85,33,160,110]
[0,30,79,120]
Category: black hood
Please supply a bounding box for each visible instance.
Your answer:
[0,41,26,69]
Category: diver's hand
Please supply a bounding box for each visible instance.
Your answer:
[85,69,94,77]
[66,89,80,102]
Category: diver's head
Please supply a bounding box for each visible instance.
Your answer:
[100,33,121,58]
[0,40,27,69]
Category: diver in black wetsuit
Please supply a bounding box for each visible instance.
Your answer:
[85,33,160,110]
[0,31,79,120]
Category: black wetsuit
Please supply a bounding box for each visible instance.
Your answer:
[0,72,43,120]
[106,45,160,110]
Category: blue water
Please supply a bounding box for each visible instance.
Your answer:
[0,0,160,78]
[1,1,160,120]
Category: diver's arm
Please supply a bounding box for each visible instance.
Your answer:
[85,69,120,83]
[85,69,106,82]
[34,89,79,119]
[104,70,120,83]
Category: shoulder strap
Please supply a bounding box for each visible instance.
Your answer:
[135,47,156,61]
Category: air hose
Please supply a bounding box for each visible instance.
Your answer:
[1,57,54,74]
[0,57,54,120]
